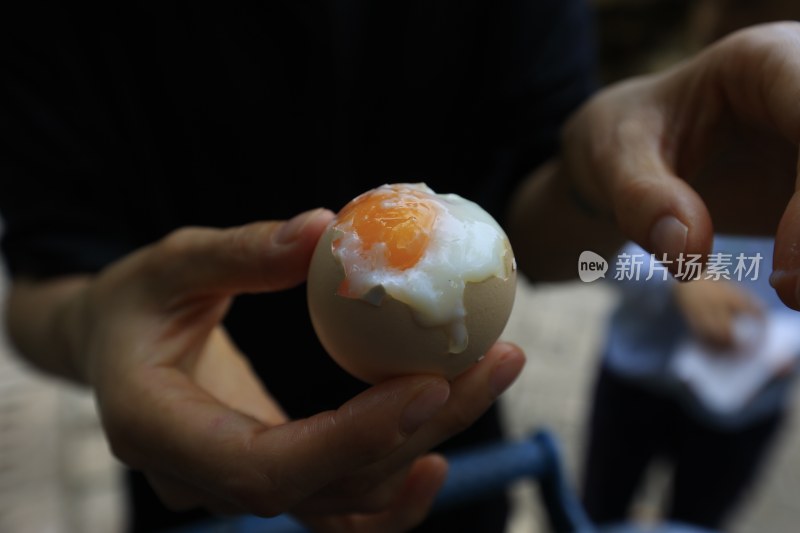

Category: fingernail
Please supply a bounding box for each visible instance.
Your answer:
[489,350,524,398]
[649,215,688,261]
[400,381,450,436]
[275,208,326,244]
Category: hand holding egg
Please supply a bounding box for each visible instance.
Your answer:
[308,183,517,384]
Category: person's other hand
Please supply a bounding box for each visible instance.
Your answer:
[61,209,525,532]
[561,22,800,308]
[673,278,764,350]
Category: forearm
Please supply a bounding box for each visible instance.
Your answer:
[507,158,624,282]
[6,275,91,384]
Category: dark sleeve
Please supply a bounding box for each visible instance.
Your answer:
[0,4,150,279]
[466,0,598,221]
[0,1,598,277]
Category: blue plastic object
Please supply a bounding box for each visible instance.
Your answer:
[436,429,593,532]
[169,429,719,533]
[171,428,591,533]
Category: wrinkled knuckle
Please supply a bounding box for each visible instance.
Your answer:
[227,225,256,260]
[612,177,659,215]
[226,225,268,284]
[157,227,199,260]
[146,226,215,293]
[143,229,195,284]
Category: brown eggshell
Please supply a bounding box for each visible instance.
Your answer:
[307,224,517,384]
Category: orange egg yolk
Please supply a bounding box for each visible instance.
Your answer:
[334,186,438,271]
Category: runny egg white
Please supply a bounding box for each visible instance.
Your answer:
[307,182,517,384]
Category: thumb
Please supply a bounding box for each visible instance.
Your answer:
[567,90,714,271]
[148,208,335,297]
[611,168,713,272]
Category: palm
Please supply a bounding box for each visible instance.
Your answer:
[188,326,288,426]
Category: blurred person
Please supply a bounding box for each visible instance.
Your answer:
[4,2,800,533]
[582,236,800,529]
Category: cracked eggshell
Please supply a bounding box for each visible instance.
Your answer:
[307,226,517,384]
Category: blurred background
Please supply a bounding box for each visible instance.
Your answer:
[2,1,800,532]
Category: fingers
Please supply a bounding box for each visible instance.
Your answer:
[304,465,416,515]
[105,368,451,517]
[712,23,800,309]
[712,24,800,309]
[299,455,448,533]
[564,23,800,277]
[106,344,522,519]
[771,190,800,310]
[321,343,525,497]
[250,376,450,515]
[612,169,714,272]
[409,342,525,444]
[710,22,800,146]
[562,80,715,271]
[354,454,447,533]
[147,208,335,299]
[145,471,243,515]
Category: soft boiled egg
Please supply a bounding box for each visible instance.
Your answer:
[307,183,516,384]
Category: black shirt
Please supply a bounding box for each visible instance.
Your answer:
[0,1,595,531]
